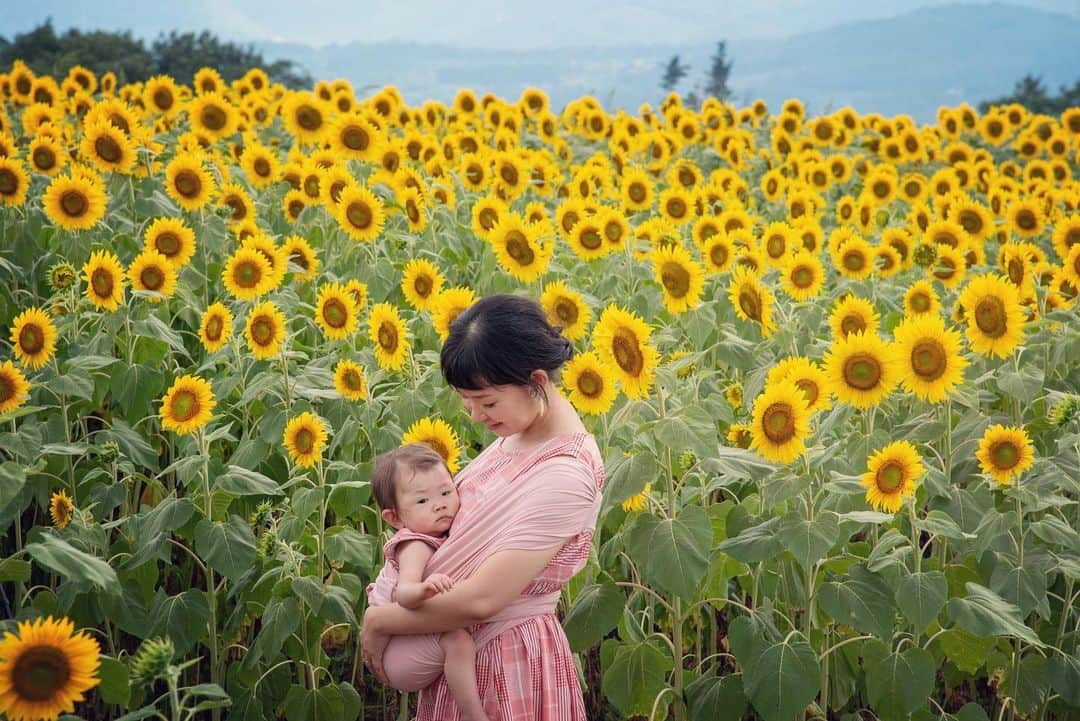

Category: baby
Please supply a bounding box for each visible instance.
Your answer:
[366,443,488,721]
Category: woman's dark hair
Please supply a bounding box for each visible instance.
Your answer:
[440,294,574,403]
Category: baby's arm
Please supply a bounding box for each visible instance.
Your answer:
[393,540,453,609]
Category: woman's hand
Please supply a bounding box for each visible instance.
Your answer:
[360,606,391,684]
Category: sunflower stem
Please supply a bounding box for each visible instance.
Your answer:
[279,343,292,412]
[198,429,222,721]
[942,398,953,487]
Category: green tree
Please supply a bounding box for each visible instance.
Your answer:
[979,73,1080,115]
[703,40,733,102]
[151,31,311,89]
[660,55,690,94]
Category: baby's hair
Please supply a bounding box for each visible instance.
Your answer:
[371,443,449,511]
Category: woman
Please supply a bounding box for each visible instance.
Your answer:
[360,294,605,721]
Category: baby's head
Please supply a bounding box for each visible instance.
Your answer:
[371,443,459,537]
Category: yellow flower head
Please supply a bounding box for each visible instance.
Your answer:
[431,287,476,343]
[245,302,287,360]
[82,249,125,311]
[976,424,1034,485]
[401,258,445,312]
[729,266,776,338]
[199,302,233,353]
[159,374,215,435]
[369,302,410,371]
[861,440,924,513]
[164,153,215,211]
[283,411,328,468]
[591,304,659,400]
[0,158,31,208]
[335,184,385,243]
[282,236,319,281]
[42,173,107,231]
[491,214,550,283]
[49,489,75,529]
[401,417,461,473]
[829,295,880,340]
[748,380,812,464]
[222,247,273,301]
[780,251,825,302]
[621,482,652,513]
[540,281,592,341]
[10,307,57,371]
[333,359,368,401]
[0,360,31,415]
[957,274,1026,358]
[0,616,101,721]
[144,217,196,269]
[128,249,177,303]
[903,280,941,317]
[892,314,968,403]
[315,282,358,341]
[823,330,899,409]
[651,243,705,314]
[563,351,618,416]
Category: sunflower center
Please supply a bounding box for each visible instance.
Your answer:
[911,339,946,381]
[251,317,274,345]
[413,274,433,298]
[294,428,315,454]
[60,190,88,217]
[578,370,602,398]
[580,228,603,250]
[155,232,181,256]
[974,296,1007,338]
[764,235,784,258]
[1007,258,1025,285]
[843,353,882,390]
[288,198,305,218]
[500,164,519,186]
[342,368,362,390]
[738,288,762,322]
[198,103,226,131]
[479,208,498,231]
[296,104,323,131]
[253,158,271,177]
[170,390,200,422]
[153,88,174,110]
[795,378,820,406]
[220,195,246,221]
[342,125,369,150]
[505,230,534,265]
[554,299,579,326]
[787,266,814,290]
[346,201,372,229]
[235,260,262,288]
[762,402,795,443]
[91,267,114,297]
[604,220,624,244]
[661,261,691,298]
[1016,210,1036,231]
[33,147,56,170]
[666,198,687,218]
[842,249,866,272]
[989,440,1019,470]
[322,298,348,328]
[910,292,930,313]
[875,461,905,492]
[175,170,202,198]
[933,257,957,280]
[12,644,71,702]
[205,315,224,341]
[0,169,17,195]
[628,183,647,203]
[710,242,730,267]
[611,331,644,376]
[958,211,982,235]
[0,373,12,403]
[18,323,44,354]
[141,264,164,291]
[378,321,398,351]
[872,181,890,198]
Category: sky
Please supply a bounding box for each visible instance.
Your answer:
[4,0,1079,49]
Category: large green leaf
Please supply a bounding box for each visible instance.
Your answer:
[282,684,344,721]
[97,656,130,706]
[936,628,996,675]
[715,516,782,563]
[686,673,747,721]
[243,597,301,669]
[324,527,375,574]
[563,583,625,652]
[742,633,820,721]
[818,565,896,639]
[864,641,935,721]
[896,571,947,632]
[0,461,26,509]
[1000,654,1049,716]
[149,589,209,654]
[603,452,661,511]
[216,465,284,496]
[624,505,711,601]
[1047,651,1080,708]
[600,639,670,717]
[989,559,1048,618]
[777,510,838,572]
[194,516,257,582]
[946,583,1044,646]
[26,534,118,590]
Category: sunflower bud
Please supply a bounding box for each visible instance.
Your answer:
[249,500,274,530]
[97,440,121,464]
[678,450,696,471]
[256,528,278,559]
[724,384,743,409]
[912,242,938,267]
[129,637,175,683]
[48,261,77,291]
[1048,395,1080,427]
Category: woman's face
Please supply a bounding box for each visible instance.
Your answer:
[455,379,544,436]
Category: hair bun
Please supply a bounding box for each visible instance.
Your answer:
[561,337,575,361]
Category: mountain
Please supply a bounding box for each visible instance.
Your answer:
[256,3,1080,122]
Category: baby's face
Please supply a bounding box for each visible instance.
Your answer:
[394,465,460,536]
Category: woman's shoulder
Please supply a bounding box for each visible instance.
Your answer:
[516,432,605,488]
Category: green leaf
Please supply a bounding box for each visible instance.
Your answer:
[715,516,782,563]
[864,642,935,721]
[818,565,896,639]
[149,589,209,654]
[244,597,301,668]
[624,505,711,601]
[652,405,718,460]
[339,681,362,721]
[954,702,991,721]
[324,527,374,574]
[1047,651,1080,708]
[26,534,118,589]
[989,560,1048,618]
[283,684,344,721]
[777,510,839,572]
[996,362,1043,407]
[194,516,257,582]
[686,673,747,721]
[0,558,31,582]
[216,465,284,496]
[136,495,196,544]
[48,369,94,399]
[946,583,1044,646]
[0,462,27,509]
[1000,654,1049,716]
[110,364,165,417]
[132,315,189,357]
[1030,515,1080,553]
[742,634,821,721]
[97,656,130,705]
[915,510,974,541]
[603,452,660,511]
[101,419,159,469]
[563,583,625,653]
[936,628,996,675]
[600,640,670,717]
[63,355,118,373]
[292,576,325,614]
[896,571,947,632]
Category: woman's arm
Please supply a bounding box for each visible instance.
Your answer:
[391,540,436,609]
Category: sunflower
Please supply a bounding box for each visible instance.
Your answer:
[283,412,328,469]
[314,282,358,341]
[780,251,825,302]
[1051,214,1080,262]
[42,174,107,231]
[143,217,196,269]
[143,75,180,116]
[128,250,177,303]
[401,259,445,311]
[188,92,238,142]
[892,314,968,403]
[621,482,652,513]
[327,113,382,162]
[727,423,753,449]
[240,235,287,292]
[657,187,694,225]
[1064,245,1080,290]
[401,417,461,473]
[335,184,385,243]
[239,142,280,190]
[540,281,592,341]
[823,330,899,409]
[903,280,941,317]
[728,266,776,338]
[159,374,215,435]
[245,302,287,360]
[861,441,924,513]
[369,302,410,371]
[164,154,214,211]
[281,92,328,146]
[218,182,255,226]
[9,307,57,371]
[49,489,75,529]
[81,249,125,311]
[1005,199,1045,239]
[489,214,550,282]
[702,233,736,274]
[976,424,1034,485]
[334,359,368,401]
[828,295,880,340]
[620,167,655,212]
[563,352,618,415]
[748,380,812,464]
[282,235,319,281]
[80,120,136,174]
[0,158,31,207]
[566,215,607,261]
[28,136,66,176]
[0,360,30,415]
[957,275,1025,358]
[767,357,832,414]
[834,235,875,280]
[222,247,273,301]
[591,304,659,400]
[0,615,101,721]
[650,243,704,314]
[928,244,967,289]
[199,302,233,353]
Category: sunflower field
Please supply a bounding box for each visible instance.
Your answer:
[0,57,1079,721]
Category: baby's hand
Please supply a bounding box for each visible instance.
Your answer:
[424,573,454,595]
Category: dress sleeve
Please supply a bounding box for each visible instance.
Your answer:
[383,529,443,564]
[494,456,600,552]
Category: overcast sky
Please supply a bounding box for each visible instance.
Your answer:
[5,0,1079,49]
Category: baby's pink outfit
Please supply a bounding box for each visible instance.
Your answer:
[366,528,450,691]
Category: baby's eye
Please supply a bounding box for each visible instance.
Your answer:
[442,490,451,496]
[416,498,427,504]
[482,403,496,409]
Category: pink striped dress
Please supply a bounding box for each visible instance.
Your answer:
[413,430,605,721]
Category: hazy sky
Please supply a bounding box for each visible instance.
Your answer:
[5,0,1080,48]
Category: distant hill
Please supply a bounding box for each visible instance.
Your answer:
[256,2,1080,122]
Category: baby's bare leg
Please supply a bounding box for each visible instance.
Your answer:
[439,629,488,721]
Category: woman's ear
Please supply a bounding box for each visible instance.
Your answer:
[530,369,550,387]
[380,508,402,529]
